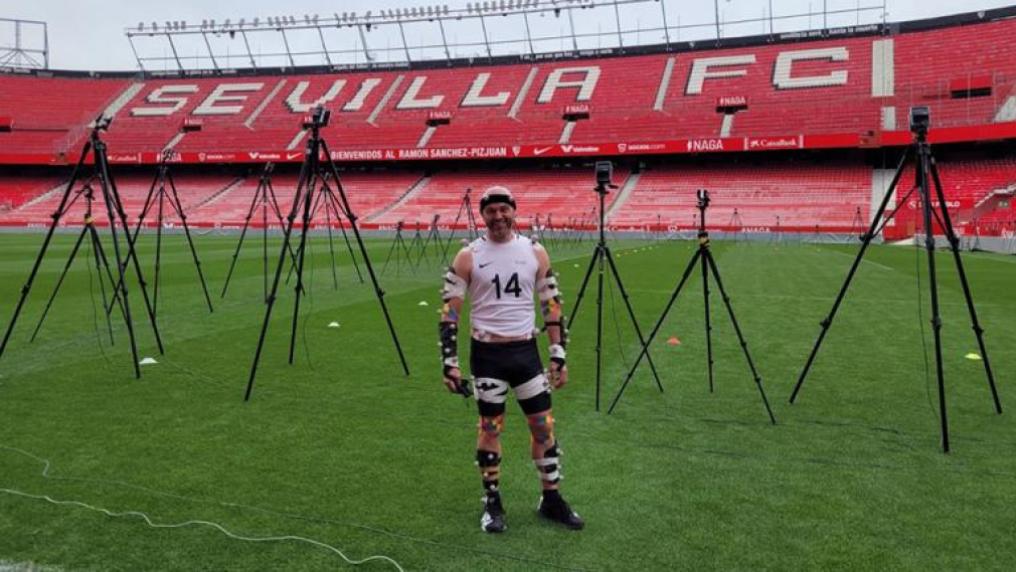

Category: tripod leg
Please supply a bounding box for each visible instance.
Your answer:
[334,209,364,283]
[107,183,165,356]
[595,248,605,412]
[268,181,302,275]
[928,158,1002,414]
[29,227,89,343]
[0,145,91,360]
[602,246,664,392]
[288,181,317,365]
[789,146,913,404]
[152,190,165,318]
[608,249,702,414]
[702,242,715,393]
[91,225,127,323]
[704,250,777,425]
[323,199,339,289]
[89,228,117,346]
[95,150,142,379]
[381,233,399,275]
[166,173,215,313]
[220,179,260,298]
[569,245,602,329]
[917,149,949,452]
[285,188,323,286]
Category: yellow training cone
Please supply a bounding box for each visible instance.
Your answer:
[965,353,983,361]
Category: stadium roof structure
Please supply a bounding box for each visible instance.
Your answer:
[120,0,892,76]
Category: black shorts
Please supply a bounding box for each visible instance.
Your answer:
[470,338,552,416]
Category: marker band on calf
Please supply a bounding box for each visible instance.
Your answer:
[476,449,502,493]
[535,443,562,484]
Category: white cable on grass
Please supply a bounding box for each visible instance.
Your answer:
[0,446,404,571]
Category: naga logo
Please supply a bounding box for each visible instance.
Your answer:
[511,146,522,156]
[533,146,554,156]
[198,153,207,162]
[686,139,725,152]
[617,143,628,153]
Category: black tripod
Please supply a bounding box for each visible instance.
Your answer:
[441,188,480,262]
[789,108,1001,452]
[121,150,214,317]
[244,107,409,401]
[848,206,865,242]
[221,162,300,302]
[727,208,744,242]
[382,221,415,275]
[0,118,162,378]
[27,183,121,347]
[417,214,442,266]
[570,164,663,411]
[306,171,365,287]
[611,190,777,422]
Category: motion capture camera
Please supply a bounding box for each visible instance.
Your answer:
[909,106,930,134]
[90,113,112,132]
[304,105,331,129]
[697,188,711,209]
[595,161,613,187]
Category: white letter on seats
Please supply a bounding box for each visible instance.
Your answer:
[193,83,264,115]
[461,73,510,107]
[130,85,198,116]
[343,78,382,111]
[686,55,756,95]
[774,47,849,90]
[397,76,444,109]
[286,80,347,113]
[537,67,600,103]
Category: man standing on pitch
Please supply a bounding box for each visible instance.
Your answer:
[439,186,584,533]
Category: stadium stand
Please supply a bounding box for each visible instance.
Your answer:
[608,161,871,232]
[1,8,1015,240]
[370,165,629,229]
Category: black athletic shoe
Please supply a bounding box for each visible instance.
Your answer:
[537,493,585,530]
[480,493,506,533]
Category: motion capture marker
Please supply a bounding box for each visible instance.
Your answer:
[666,336,681,346]
[965,353,983,361]
[328,322,341,329]
[139,357,158,366]
[418,301,430,306]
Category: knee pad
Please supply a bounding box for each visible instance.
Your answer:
[534,442,562,484]
[477,415,504,438]
[526,412,556,445]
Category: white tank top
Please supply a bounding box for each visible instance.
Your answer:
[467,234,539,337]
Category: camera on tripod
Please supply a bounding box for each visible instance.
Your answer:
[696,188,711,209]
[303,106,331,129]
[595,161,614,188]
[909,106,930,134]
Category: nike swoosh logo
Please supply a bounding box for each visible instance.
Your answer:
[533,146,553,155]
[479,261,493,268]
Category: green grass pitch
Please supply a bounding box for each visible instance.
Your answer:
[0,230,1014,570]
